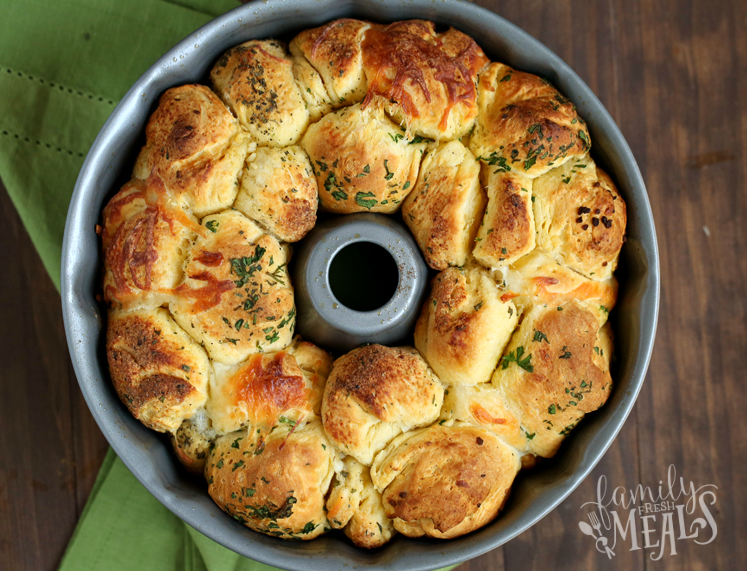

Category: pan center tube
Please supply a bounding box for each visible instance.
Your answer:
[291,213,429,353]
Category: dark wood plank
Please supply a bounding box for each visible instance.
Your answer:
[0,179,109,571]
[613,0,747,570]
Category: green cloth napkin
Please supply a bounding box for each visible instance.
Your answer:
[0,1,459,569]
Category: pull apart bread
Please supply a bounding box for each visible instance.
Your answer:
[100,18,626,548]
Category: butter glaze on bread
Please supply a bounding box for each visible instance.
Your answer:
[211,40,310,147]
[370,423,520,539]
[101,18,627,549]
[322,345,444,465]
[301,102,426,213]
[106,307,209,433]
[133,85,251,217]
[402,140,485,270]
[415,265,517,385]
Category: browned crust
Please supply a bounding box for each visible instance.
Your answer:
[292,19,369,103]
[402,142,484,270]
[134,85,237,187]
[210,40,307,144]
[494,301,613,457]
[474,171,534,264]
[206,422,332,539]
[379,425,519,537]
[106,313,196,424]
[324,345,431,421]
[361,21,489,137]
[472,64,589,176]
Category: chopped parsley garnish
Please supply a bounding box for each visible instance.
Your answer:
[559,346,572,359]
[383,159,394,180]
[301,522,318,534]
[501,346,533,372]
[533,330,549,344]
[205,220,219,233]
[355,191,377,210]
[230,246,266,287]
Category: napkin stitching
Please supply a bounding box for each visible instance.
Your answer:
[1,66,117,107]
[1,128,86,158]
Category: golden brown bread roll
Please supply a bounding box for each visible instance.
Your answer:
[133,85,251,217]
[170,412,216,475]
[206,419,335,540]
[322,345,444,465]
[210,40,309,147]
[370,423,520,539]
[101,178,198,309]
[470,63,590,178]
[402,140,485,270]
[301,102,427,213]
[290,19,370,106]
[491,301,614,458]
[106,307,209,433]
[438,384,527,451]
[360,20,490,141]
[415,265,518,385]
[233,145,318,242]
[169,210,294,365]
[290,51,335,122]
[472,168,535,267]
[207,337,332,435]
[498,249,618,323]
[532,155,626,281]
[325,456,395,548]
[326,456,366,530]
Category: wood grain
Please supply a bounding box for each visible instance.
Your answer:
[0,1,745,570]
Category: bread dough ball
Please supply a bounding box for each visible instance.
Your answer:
[206,419,336,540]
[211,40,310,147]
[207,337,331,435]
[234,145,318,243]
[169,210,294,365]
[133,85,251,217]
[322,345,444,465]
[101,178,197,309]
[415,265,517,385]
[106,307,209,433]
[370,423,520,539]
[533,156,626,280]
[361,21,489,141]
[301,102,426,213]
[290,19,370,105]
[491,301,614,458]
[470,63,590,178]
[402,140,485,270]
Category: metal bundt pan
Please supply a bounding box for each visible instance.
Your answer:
[61,1,660,569]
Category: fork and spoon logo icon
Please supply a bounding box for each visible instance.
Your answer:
[579,512,615,558]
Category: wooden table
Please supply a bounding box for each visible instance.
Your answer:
[1,0,745,569]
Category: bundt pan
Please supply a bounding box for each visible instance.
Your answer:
[61,1,659,569]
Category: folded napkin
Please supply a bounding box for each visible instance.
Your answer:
[0,1,458,569]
